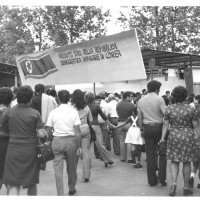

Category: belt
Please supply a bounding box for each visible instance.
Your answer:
[118,120,125,122]
[144,123,163,127]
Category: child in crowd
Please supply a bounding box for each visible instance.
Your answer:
[117,107,143,168]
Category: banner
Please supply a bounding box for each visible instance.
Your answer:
[184,66,194,95]
[16,29,146,86]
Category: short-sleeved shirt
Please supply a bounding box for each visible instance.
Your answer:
[46,104,81,137]
[108,100,118,118]
[138,92,166,124]
[116,100,135,122]
[1,104,43,144]
[31,95,42,114]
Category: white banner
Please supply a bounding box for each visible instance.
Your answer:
[16,29,146,86]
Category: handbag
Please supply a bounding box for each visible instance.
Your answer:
[36,138,54,164]
[155,140,166,156]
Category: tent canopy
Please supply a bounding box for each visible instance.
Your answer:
[141,48,200,68]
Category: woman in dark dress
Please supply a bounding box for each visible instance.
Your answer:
[0,87,13,191]
[161,86,199,196]
[1,86,47,195]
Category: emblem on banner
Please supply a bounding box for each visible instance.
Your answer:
[25,60,33,74]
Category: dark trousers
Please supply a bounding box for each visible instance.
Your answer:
[144,124,167,185]
[100,123,111,151]
[109,117,120,154]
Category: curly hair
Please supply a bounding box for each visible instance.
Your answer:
[147,80,161,93]
[17,85,33,104]
[0,87,13,106]
[171,86,188,103]
[71,89,86,110]
[84,92,95,104]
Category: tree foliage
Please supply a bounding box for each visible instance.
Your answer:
[117,6,200,54]
[0,6,110,65]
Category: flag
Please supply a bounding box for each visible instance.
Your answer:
[19,53,58,79]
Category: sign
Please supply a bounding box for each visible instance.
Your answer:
[16,29,146,86]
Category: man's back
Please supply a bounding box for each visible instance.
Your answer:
[138,92,166,124]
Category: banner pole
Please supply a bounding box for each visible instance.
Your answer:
[93,82,96,95]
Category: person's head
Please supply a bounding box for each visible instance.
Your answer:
[186,95,194,104]
[46,88,52,95]
[49,89,57,98]
[34,84,45,94]
[84,92,95,104]
[123,91,132,101]
[71,89,86,110]
[108,93,115,102]
[0,87,13,106]
[95,95,101,105]
[58,90,70,104]
[171,86,188,103]
[10,86,18,100]
[17,85,33,104]
[147,80,162,93]
[195,95,200,104]
[162,95,169,106]
[142,89,147,95]
[98,91,106,100]
[166,90,170,97]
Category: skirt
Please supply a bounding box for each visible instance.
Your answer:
[3,142,40,186]
[125,126,143,145]
[0,137,9,179]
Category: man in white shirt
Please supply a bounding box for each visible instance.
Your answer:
[46,90,82,196]
[107,94,120,155]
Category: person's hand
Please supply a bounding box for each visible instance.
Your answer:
[76,147,82,157]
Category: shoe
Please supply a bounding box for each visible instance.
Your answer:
[22,185,28,188]
[115,153,120,155]
[183,187,193,196]
[96,156,101,159]
[127,160,133,163]
[197,183,200,188]
[105,161,113,167]
[121,160,126,162]
[149,183,157,186]
[133,164,138,168]
[69,189,77,196]
[84,178,89,183]
[159,181,167,187]
[169,184,176,196]
[189,177,194,188]
[136,162,143,168]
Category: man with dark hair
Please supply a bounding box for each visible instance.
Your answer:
[138,80,167,187]
[116,91,135,162]
[46,89,82,196]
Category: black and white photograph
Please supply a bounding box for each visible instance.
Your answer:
[0,0,200,197]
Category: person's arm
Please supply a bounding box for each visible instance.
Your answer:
[160,119,169,142]
[137,105,143,131]
[37,128,48,138]
[74,125,82,156]
[45,126,54,141]
[116,117,132,129]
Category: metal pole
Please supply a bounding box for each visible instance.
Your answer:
[93,82,96,95]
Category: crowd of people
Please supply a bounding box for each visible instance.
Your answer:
[0,80,200,196]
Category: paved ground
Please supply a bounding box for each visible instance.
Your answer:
[1,141,200,196]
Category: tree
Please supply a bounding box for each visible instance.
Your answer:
[0,6,35,65]
[117,6,200,54]
[44,6,110,47]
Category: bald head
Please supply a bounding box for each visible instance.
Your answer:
[108,93,115,101]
